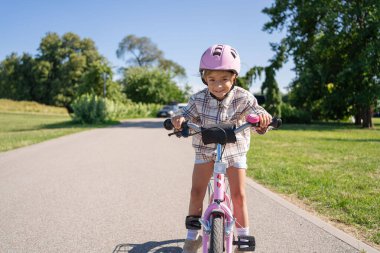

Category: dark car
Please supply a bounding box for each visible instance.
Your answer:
[156,105,179,118]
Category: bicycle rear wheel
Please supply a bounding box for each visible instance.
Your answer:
[209,214,224,253]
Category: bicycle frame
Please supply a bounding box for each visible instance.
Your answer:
[200,143,235,253]
[164,116,281,252]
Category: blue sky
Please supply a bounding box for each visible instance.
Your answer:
[0,0,294,93]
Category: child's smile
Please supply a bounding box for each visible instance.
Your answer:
[205,71,236,100]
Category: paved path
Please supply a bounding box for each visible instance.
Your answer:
[0,118,378,253]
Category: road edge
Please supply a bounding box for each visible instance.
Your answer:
[245,178,380,253]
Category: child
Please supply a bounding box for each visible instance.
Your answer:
[172,44,272,253]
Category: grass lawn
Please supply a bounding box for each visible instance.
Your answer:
[0,112,118,152]
[247,119,380,247]
[0,99,118,152]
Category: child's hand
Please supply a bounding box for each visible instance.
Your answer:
[257,113,272,132]
[171,116,185,130]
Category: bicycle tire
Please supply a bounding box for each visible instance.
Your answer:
[209,214,224,253]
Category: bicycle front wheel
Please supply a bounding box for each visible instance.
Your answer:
[209,214,224,253]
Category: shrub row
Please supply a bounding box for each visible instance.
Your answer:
[280,103,312,124]
[71,95,313,125]
[71,94,161,124]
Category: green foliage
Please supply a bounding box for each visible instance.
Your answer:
[0,53,36,101]
[237,66,263,92]
[0,33,185,109]
[261,67,282,116]
[121,101,162,118]
[116,34,163,67]
[280,103,311,124]
[116,34,186,79]
[36,32,106,107]
[71,94,108,124]
[71,94,161,123]
[78,60,126,103]
[100,99,161,120]
[122,67,186,104]
[0,32,114,108]
[115,35,189,104]
[235,77,250,90]
[262,0,380,127]
[243,40,286,116]
[158,58,186,79]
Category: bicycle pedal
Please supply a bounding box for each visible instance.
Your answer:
[233,235,256,251]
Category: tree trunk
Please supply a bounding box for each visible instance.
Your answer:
[361,106,373,128]
[354,112,362,125]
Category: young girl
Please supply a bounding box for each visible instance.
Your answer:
[172,44,272,253]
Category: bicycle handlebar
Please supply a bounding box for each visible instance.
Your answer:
[163,117,282,138]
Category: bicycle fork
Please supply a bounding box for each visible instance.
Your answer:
[200,144,236,253]
[200,144,255,252]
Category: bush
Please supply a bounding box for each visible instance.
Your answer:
[119,100,161,119]
[71,94,109,124]
[71,94,162,123]
[281,103,312,124]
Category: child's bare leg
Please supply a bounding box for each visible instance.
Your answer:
[227,167,249,228]
[188,161,214,215]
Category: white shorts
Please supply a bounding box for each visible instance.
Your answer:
[194,154,247,169]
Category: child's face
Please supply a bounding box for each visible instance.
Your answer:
[204,71,236,99]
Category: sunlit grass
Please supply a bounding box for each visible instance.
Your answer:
[247,121,380,246]
[0,99,68,115]
[0,99,118,152]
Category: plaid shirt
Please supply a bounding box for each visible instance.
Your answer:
[176,86,269,166]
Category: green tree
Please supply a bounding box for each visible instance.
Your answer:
[235,77,250,91]
[0,32,118,108]
[241,41,286,116]
[158,58,186,79]
[116,35,163,67]
[122,67,186,104]
[261,67,282,116]
[262,0,380,128]
[78,59,125,102]
[116,34,186,79]
[37,32,104,106]
[0,53,36,101]
[36,32,115,107]
[32,59,52,103]
[0,53,19,99]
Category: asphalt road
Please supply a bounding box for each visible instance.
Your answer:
[0,118,377,253]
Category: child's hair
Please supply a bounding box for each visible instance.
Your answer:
[202,69,236,79]
[201,70,237,86]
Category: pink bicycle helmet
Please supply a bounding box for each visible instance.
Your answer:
[199,44,241,76]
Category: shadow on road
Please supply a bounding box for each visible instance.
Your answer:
[117,120,165,129]
[113,239,184,253]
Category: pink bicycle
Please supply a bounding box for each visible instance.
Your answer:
[164,115,281,253]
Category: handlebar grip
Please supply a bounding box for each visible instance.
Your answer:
[163,119,174,130]
[270,118,282,129]
[163,118,189,130]
[246,116,282,129]
[163,119,190,138]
